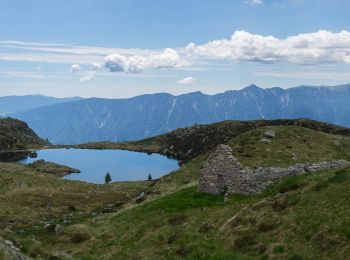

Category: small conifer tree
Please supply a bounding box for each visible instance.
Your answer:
[148,173,152,181]
[105,172,112,184]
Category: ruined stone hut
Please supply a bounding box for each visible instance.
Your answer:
[198,144,350,195]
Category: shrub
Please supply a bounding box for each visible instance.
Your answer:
[328,170,349,183]
[168,215,187,226]
[258,222,275,232]
[70,232,90,243]
[273,245,285,253]
[234,234,258,251]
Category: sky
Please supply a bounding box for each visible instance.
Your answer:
[1,0,350,98]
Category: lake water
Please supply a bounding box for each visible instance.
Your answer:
[18,149,179,184]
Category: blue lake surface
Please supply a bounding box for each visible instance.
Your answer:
[19,149,179,184]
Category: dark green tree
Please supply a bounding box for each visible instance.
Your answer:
[148,173,152,181]
[105,172,112,184]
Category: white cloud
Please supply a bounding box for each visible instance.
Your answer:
[244,0,263,5]
[70,64,81,73]
[186,30,350,65]
[104,48,184,73]
[91,62,102,71]
[80,71,95,82]
[2,30,350,75]
[177,76,197,85]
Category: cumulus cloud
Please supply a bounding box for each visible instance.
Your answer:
[186,30,350,65]
[70,64,81,73]
[80,72,95,82]
[177,76,197,85]
[2,30,350,75]
[244,0,263,5]
[104,48,184,73]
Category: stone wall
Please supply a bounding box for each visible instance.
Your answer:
[198,144,350,195]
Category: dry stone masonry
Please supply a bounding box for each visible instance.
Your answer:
[198,144,350,195]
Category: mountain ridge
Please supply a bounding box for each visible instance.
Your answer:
[0,94,82,115]
[11,83,350,144]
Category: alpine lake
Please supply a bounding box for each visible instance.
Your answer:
[1,148,179,184]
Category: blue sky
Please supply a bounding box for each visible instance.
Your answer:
[1,0,350,98]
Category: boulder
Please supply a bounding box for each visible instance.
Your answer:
[54,224,64,235]
[259,138,272,143]
[0,238,30,260]
[44,223,56,232]
[135,195,145,203]
[263,130,276,138]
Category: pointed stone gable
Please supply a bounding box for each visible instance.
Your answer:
[198,144,249,195]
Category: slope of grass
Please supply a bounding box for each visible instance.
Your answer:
[15,167,349,259]
[0,163,151,235]
[86,168,350,259]
[228,126,350,168]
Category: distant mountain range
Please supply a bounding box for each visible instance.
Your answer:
[7,83,350,144]
[0,95,82,115]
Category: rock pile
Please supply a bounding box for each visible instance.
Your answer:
[198,144,350,195]
[0,238,30,260]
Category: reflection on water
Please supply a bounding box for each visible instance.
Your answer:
[0,151,29,162]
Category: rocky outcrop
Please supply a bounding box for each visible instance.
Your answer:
[0,117,50,151]
[198,144,350,195]
[0,238,30,260]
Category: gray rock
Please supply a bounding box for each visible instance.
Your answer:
[333,140,341,146]
[4,240,14,247]
[44,223,56,232]
[54,224,64,235]
[106,203,114,208]
[135,195,145,203]
[259,138,272,143]
[0,238,30,260]
[292,153,298,161]
[263,130,276,138]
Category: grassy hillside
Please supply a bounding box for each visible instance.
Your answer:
[1,120,350,259]
[0,117,50,151]
[229,126,350,168]
[4,167,349,259]
[79,168,350,259]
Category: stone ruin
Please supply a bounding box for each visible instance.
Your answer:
[198,144,350,195]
